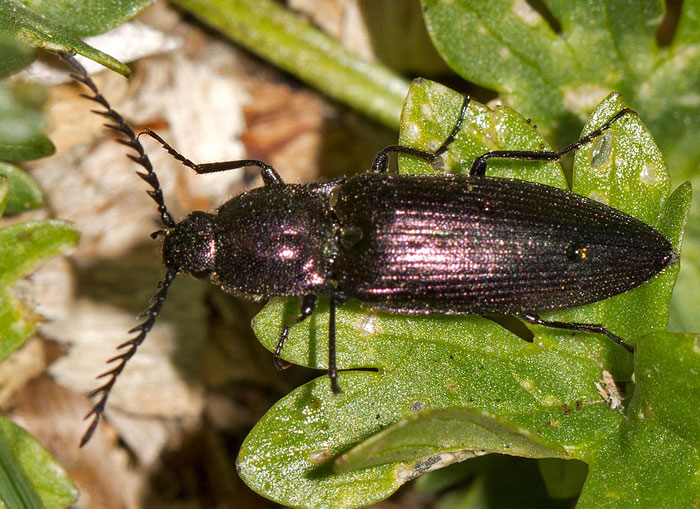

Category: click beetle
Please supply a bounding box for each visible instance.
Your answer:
[60,53,677,446]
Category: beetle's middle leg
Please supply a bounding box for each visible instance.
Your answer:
[327,294,346,394]
[520,313,634,352]
[138,129,284,185]
[370,95,472,173]
[470,107,637,177]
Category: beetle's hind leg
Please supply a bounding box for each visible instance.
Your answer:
[521,313,634,353]
[470,107,637,177]
[370,95,472,173]
[138,129,284,185]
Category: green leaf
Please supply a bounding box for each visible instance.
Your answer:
[578,332,700,507]
[0,220,79,362]
[422,0,583,126]
[418,0,697,175]
[0,417,77,508]
[631,333,700,445]
[18,0,153,37]
[0,0,139,76]
[0,162,43,214]
[238,81,690,507]
[0,33,35,78]
[0,82,53,161]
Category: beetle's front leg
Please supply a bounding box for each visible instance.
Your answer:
[138,129,284,185]
[273,295,318,370]
[369,95,471,173]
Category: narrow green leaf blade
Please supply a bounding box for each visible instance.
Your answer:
[170,0,409,129]
[0,33,35,78]
[0,418,77,508]
[0,220,78,286]
[0,174,7,217]
[0,423,45,509]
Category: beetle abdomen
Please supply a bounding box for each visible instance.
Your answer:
[332,173,675,314]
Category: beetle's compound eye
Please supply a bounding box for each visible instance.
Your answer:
[163,211,217,276]
[566,243,588,262]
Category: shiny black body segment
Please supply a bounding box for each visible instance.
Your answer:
[61,53,676,447]
[165,170,673,346]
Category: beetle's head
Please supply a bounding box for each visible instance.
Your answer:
[162,211,217,278]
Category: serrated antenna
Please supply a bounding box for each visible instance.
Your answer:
[59,52,180,445]
[59,52,175,229]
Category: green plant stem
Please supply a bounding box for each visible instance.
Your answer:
[170,0,409,129]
